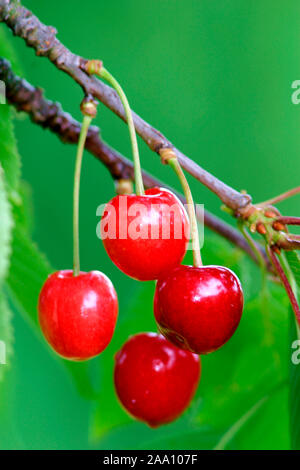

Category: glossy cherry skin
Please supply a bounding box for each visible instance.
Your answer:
[101,187,189,281]
[38,270,118,361]
[114,332,201,427]
[154,265,244,354]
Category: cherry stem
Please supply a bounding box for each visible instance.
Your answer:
[266,245,300,327]
[98,67,144,196]
[165,151,202,267]
[257,186,300,207]
[276,216,300,226]
[73,115,92,276]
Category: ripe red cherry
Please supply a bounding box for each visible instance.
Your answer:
[114,332,201,427]
[154,265,243,354]
[101,187,189,281]
[38,270,118,361]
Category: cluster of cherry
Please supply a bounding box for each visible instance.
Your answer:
[38,186,243,427]
[37,67,243,427]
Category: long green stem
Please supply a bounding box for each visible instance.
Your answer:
[98,67,144,196]
[168,156,202,267]
[73,115,92,276]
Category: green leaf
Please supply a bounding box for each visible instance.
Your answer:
[6,224,50,327]
[14,180,34,234]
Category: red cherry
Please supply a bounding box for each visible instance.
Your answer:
[101,187,189,281]
[38,270,118,361]
[114,332,201,427]
[154,265,243,354]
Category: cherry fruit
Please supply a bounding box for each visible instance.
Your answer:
[114,332,200,427]
[38,270,118,361]
[101,187,189,281]
[154,265,243,354]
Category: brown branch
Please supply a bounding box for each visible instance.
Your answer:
[0,56,269,268]
[0,0,251,211]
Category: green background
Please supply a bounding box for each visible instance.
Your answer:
[0,0,300,450]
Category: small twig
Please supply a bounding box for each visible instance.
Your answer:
[0,0,251,211]
[257,186,300,207]
[267,246,300,327]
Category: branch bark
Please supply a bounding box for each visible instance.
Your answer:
[0,0,251,211]
[0,56,268,268]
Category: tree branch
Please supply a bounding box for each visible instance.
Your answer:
[0,56,269,268]
[0,0,251,211]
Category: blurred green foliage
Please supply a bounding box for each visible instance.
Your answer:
[1,0,300,450]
